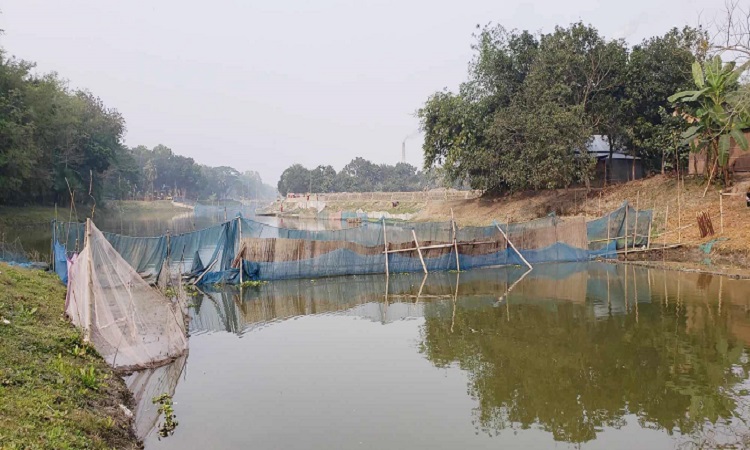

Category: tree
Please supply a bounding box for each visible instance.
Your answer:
[277,164,310,196]
[669,56,750,187]
[625,27,706,174]
[309,165,336,193]
[419,23,630,192]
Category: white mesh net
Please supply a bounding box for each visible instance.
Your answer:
[65,220,188,371]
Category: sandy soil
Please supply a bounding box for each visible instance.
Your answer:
[414,174,750,256]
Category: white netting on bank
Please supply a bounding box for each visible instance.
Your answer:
[65,220,188,371]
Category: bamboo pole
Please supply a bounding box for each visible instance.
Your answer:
[624,204,629,258]
[606,212,611,255]
[647,201,654,249]
[412,229,427,274]
[192,258,218,286]
[678,181,682,244]
[719,192,724,234]
[416,273,428,304]
[451,208,460,272]
[85,219,94,343]
[633,190,640,247]
[495,222,533,270]
[661,203,669,262]
[384,241,497,254]
[238,217,243,285]
[383,218,389,277]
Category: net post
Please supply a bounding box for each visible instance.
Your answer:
[647,202,654,250]
[624,204,629,258]
[382,218,389,277]
[494,222,532,271]
[451,208,460,272]
[412,229,428,274]
[720,191,724,234]
[238,216,243,286]
[85,218,94,343]
[633,190,639,247]
[661,203,669,261]
[678,182,682,244]
[606,212,611,257]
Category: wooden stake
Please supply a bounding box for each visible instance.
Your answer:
[383,218,389,277]
[495,222,533,270]
[412,229,427,274]
[661,204,669,261]
[633,190,640,247]
[624,204,629,258]
[678,181,682,244]
[719,192,724,234]
[647,201,654,249]
[192,258,218,286]
[85,219,94,343]
[238,217,243,285]
[598,191,602,216]
[606,212,611,256]
[451,208,460,272]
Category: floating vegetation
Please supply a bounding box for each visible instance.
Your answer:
[152,393,179,439]
[240,280,267,288]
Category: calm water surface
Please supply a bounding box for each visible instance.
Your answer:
[131,263,750,449]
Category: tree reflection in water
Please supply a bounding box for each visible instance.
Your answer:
[419,264,750,445]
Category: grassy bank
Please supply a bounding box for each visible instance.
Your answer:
[0,264,138,449]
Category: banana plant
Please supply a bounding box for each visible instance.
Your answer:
[668,56,750,188]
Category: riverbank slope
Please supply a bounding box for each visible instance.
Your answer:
[0,263,139,449]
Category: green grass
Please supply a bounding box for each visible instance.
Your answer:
[0,263,138,449]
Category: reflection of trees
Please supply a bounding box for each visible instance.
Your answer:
[421,298,749,443]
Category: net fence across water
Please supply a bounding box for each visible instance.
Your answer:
[52,202,648,284]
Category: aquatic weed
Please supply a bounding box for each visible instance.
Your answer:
[152,393,179,438]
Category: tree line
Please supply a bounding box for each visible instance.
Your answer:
[418,20,749,193]
[103,144,276,201]
[0,42,275,206]
[276,157,447,196]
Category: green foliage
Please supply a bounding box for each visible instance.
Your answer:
[0,41,275,206]
[152,393,179,438]
[106,145,277,201]
[276,159,441,195]
[419,23,706,191]
[240,280,267,288]
[669,55,750,185]
[77,365,106,391]
[0,48,126,205]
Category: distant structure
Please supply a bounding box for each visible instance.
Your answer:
[584,135,644,186]
[402,141,406,163]
[688,130,750,175]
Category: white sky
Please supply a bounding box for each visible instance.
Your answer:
[0,0,724,185]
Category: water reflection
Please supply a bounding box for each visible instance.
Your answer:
[123,355,187,440]
[421,264,750,446]
[148,263,750,449]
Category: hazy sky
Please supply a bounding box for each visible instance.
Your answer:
[1,0,723,185]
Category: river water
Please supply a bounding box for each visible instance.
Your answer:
[12,208,750,448]
[134,262,750,449]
